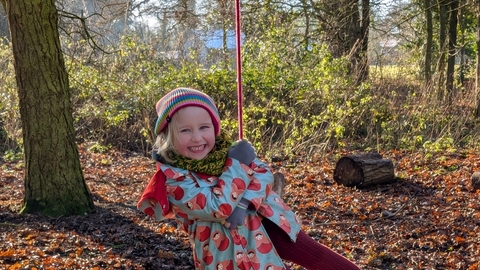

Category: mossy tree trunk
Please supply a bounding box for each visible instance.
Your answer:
[3,0,94,216]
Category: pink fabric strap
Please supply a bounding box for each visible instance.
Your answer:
[235,0,243,139]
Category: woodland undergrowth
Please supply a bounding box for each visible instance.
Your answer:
[1,36,479,160]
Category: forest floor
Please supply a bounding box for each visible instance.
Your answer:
[1,143,479,270]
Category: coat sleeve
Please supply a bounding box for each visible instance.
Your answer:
[165,158,254,222]
[240,158,275,210]
[137,169,174,221]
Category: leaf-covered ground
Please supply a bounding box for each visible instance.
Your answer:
[1,144,479,270]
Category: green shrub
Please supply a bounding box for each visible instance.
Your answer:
[2,34,480,158]
[0,40,21,152]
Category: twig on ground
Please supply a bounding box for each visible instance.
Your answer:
[0,222,20,227]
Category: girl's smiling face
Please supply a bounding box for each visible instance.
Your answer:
[172,106,216,160]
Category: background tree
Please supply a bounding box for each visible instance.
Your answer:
[425,0,433,85]
[1,0,94,216]
[476,0,480,117]
[358,0,370,83]
[437,0,448,100]
[446,0,459,101]
[311,0,370,83]
[0,6,8,40]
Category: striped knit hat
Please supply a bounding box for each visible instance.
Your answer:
[154,88,221,136]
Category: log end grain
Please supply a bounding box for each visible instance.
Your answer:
[333,157,364,187]
[471,171,480,191]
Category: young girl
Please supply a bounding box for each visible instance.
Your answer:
[137,87,360,270]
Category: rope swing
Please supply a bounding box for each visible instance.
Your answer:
[234,0,243,140]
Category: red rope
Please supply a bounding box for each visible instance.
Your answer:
[235,0,243,140]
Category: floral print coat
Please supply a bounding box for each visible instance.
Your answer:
[137,158,302,270]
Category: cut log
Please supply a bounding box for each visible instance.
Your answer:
[471,171,480,191]
[333,152,395,188]
[272,172,286,197]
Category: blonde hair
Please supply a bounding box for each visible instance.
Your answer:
[153,117,180,163]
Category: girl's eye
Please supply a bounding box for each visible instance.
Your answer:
[180,128,190,133]
[200,125,210,130]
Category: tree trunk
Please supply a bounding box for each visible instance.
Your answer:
[333,152,395,188]
[347,0,361,78]
[319,1,344,59]
[475,0,480,118]
[437,0,448,101]
[446,0,458,102]
[425,0,433,84]
[356,0,370,84]
[5,0,94,216]
[458,2,466,87]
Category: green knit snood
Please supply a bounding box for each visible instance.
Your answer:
[169,132,232,176]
